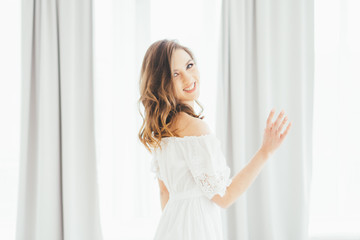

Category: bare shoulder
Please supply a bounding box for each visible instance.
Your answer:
[174,112,212,137]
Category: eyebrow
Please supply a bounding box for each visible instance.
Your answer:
[173,59,193,71]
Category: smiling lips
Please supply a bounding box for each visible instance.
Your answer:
[183,81,196,93]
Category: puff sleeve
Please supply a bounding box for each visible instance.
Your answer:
[180,135,233,200]
[150,150,162,180]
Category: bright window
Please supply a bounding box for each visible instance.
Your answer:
[309,0,360,238]
[0,1,21,239]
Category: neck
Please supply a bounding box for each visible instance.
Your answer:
[184,100,194,109]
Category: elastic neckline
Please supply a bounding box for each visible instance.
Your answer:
[161,133,216,141]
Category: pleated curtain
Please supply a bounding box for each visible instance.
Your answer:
[17,0,103,239]
[216,0,314,239]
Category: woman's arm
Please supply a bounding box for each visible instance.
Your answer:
[211,148,270,209]
[212,109,292,209]
[158,179,169,211]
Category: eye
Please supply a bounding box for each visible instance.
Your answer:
[173,63,194,78]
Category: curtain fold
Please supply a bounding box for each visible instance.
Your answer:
[216,0,314,239]
[17,0,103,239]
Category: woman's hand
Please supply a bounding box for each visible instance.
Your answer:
[260,109,292,156]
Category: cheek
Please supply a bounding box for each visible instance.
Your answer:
[173,82,183,96]
[176,82,183,92]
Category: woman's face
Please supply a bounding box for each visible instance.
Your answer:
[170,49,200,108]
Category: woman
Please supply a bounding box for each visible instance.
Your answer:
[138,39,292,240]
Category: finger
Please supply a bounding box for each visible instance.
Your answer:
[274,110,285,130]
[267,108,276,128]
[280,121,292,140]
[277,115,288,133]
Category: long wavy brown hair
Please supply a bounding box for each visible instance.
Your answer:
[138,39,205,153]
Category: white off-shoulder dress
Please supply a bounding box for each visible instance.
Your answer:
[150,133,233,240]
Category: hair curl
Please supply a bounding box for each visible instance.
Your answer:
[138,39,205,153]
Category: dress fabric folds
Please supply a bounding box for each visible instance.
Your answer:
[150,133,232,240]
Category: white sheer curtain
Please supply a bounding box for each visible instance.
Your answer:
[93,0,221,239]
[93,1,152,239]
[309,0,360,239]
